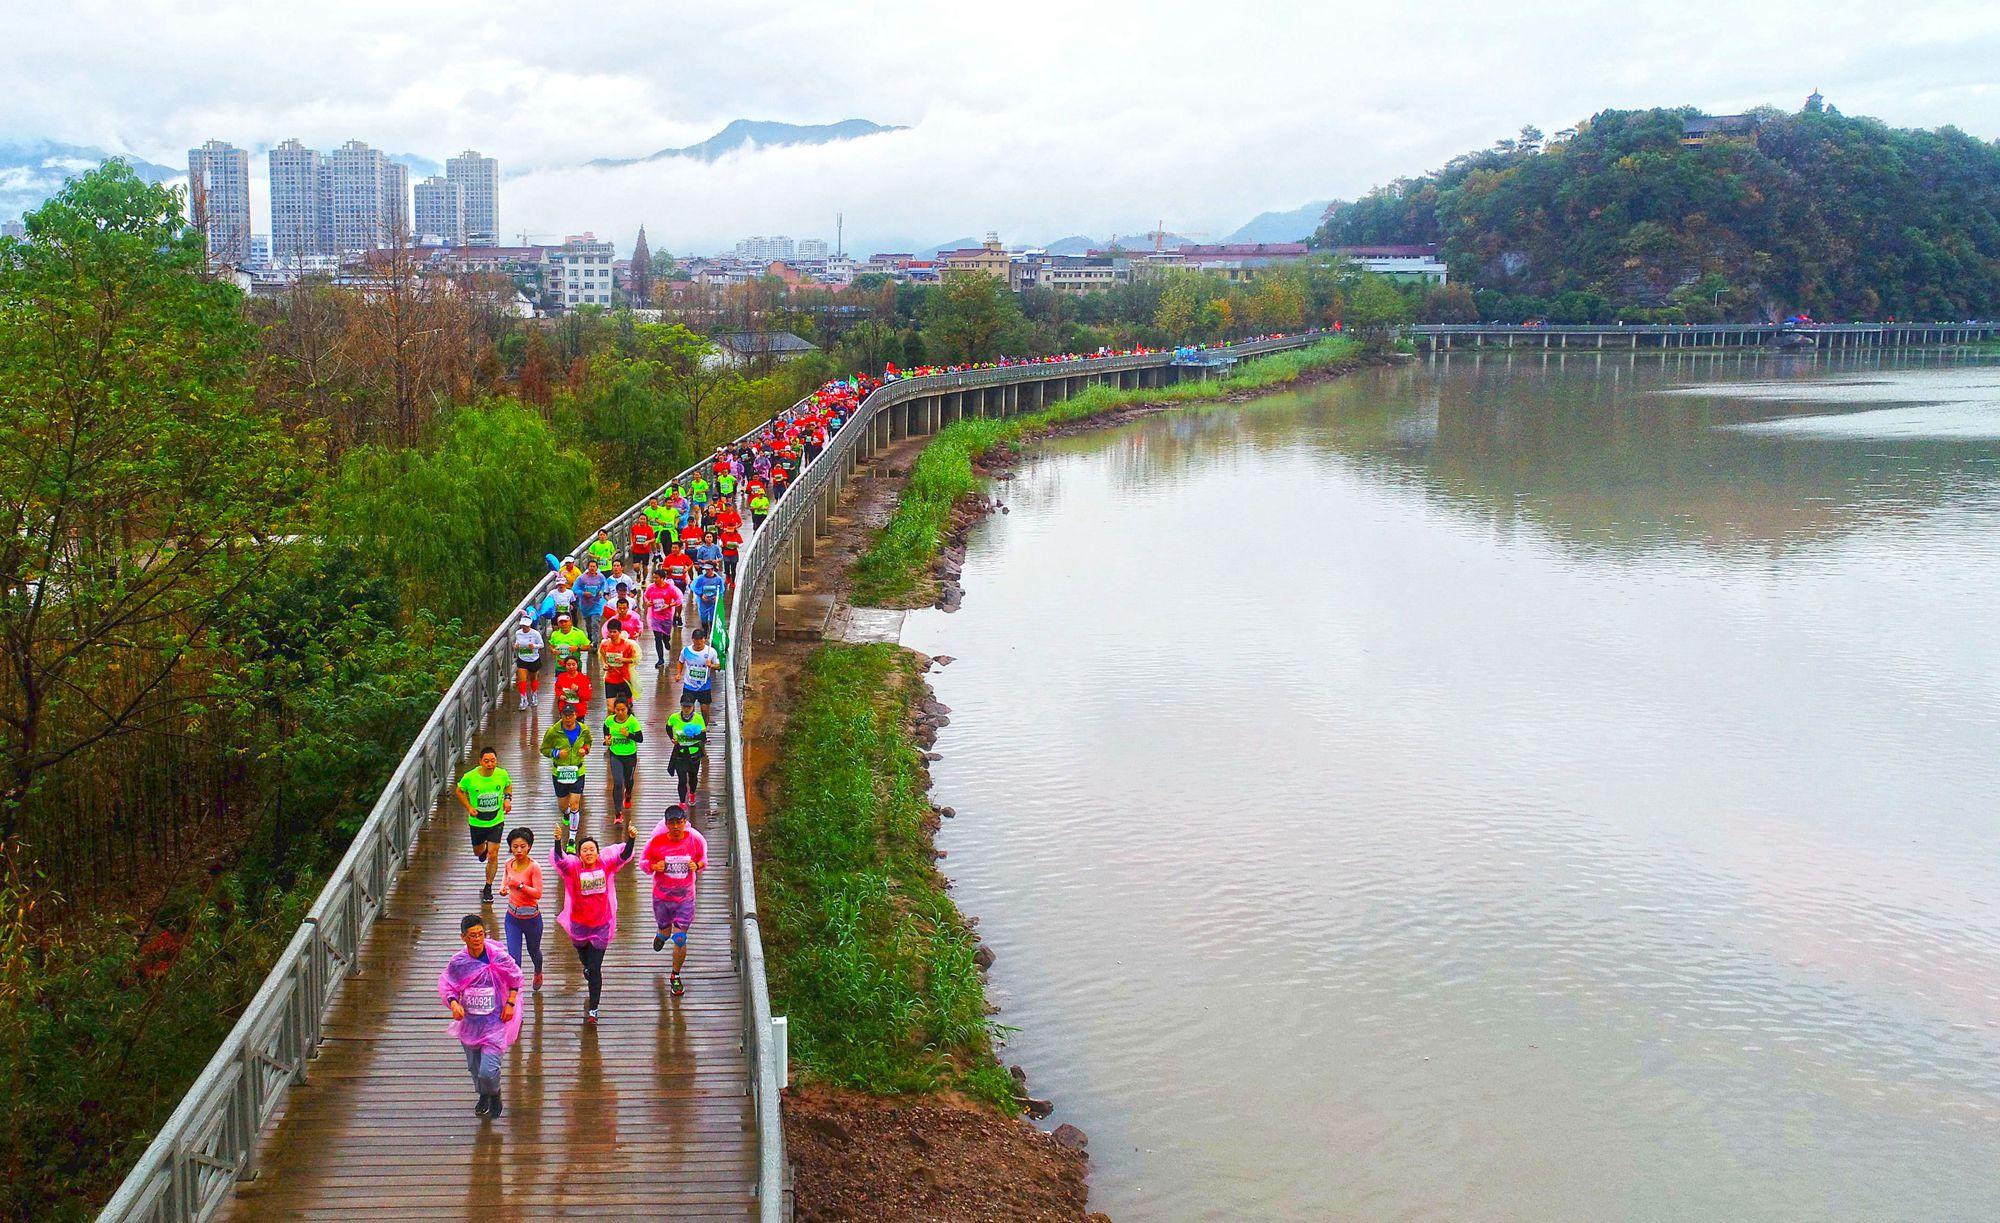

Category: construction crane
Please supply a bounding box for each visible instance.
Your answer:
[516,231,556,246]
[1145,219,1207,252]
[1108,222,1209,253]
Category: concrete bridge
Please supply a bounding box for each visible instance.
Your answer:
[96,333,1316,1223]
[1407,322,2000,351]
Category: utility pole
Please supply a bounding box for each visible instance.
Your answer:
[836,211,843,257]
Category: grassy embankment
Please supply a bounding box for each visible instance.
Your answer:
[757,643,1015,1107]
[848,336,1362,605]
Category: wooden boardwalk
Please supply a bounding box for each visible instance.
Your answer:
[223,621,755,1220]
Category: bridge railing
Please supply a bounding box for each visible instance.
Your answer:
[719,330,1313,1217]
[100,331,1317,1223]
[97,430,769,1223]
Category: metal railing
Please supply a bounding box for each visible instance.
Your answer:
[100,331,1318,1223]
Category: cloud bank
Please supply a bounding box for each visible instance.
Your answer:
[7,0,1999,254]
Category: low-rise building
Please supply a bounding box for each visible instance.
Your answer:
[710,331,819,368]
[546,232,616,309]
[937,234,1009,279]
[1681,113,1759,146]
[1335,244,1449,284]
[1010,252,1132,294]
[1142,242,1311,282]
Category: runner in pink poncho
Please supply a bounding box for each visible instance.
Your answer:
[642,805,707,999]
[551,826,637,1023]
[438,913,524,1120]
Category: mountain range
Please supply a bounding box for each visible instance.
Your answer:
[1,140,177,221]
[589,119,905,168]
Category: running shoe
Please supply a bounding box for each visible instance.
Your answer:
[653,931,667,952]
[487,1093,503,1119]
[474,1095,491,1118]
[586,1008,599,1024]
[671,973,685,997]
[533,971,543,992]
[517,695,528,710]
[480,884,493,903]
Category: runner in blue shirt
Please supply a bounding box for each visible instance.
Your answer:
[574,560,609,651]
[689,563,726,633]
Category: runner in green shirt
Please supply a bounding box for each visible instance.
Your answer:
[546,613,592,672]
[602,699,644,818]
[455,748,514,903]
[587,528,617,569]
[667,696,707,805]
[539,709,593,849]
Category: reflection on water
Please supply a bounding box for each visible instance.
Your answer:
[902,351,2000,1222]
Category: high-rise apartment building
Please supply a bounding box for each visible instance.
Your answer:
[446,150,499,247]
[733,235,796,261]
[269,138,330,261]
[383,161,410,242]
[413,175,465,245]
[797,238,829,260]
[187,139,252,263]
[330,140,393,253]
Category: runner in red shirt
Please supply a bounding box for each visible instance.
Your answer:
[628,516,656,581]
[553,656,592,717]
[719,525,743,585]
[599,621,639,707]
[660,545,695,597]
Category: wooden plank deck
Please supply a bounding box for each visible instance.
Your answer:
[223,620,756,1220]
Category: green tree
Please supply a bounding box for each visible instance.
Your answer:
[0,162,295,838]
[1154,273,1202,338]
[634,322,745,446]
[326,399,591,622]
[1342,271,1414,345]
[918,272,1032,363]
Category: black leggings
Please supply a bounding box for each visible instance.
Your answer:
[669,750,703,803]
[652,625,673,661]
[609,753,637,809]
[574,941,605,1009]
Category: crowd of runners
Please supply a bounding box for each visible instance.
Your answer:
[438,334,1309,1118]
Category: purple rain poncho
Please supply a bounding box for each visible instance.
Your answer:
[437,945,525,1053]
[552,839,635,949]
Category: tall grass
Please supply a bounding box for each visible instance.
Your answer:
[849,337,1361,605]
[757,643,1016,1107]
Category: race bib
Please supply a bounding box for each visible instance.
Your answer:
[578,869,607,896]
[661,856,692,880]
[462,985,496,1017]
[554,765,580,783]
[475,792,501,812]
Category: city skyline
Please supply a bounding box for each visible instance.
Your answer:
[11,0,1998,258]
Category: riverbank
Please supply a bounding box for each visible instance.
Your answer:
[754,642,1097,1220]
[848,336,1367,608]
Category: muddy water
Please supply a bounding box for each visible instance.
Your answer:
[900,352,2000,1221]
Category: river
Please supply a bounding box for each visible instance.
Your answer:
[899,351,2000,1222]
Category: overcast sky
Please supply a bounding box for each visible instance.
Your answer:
[9,0,2000,254]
